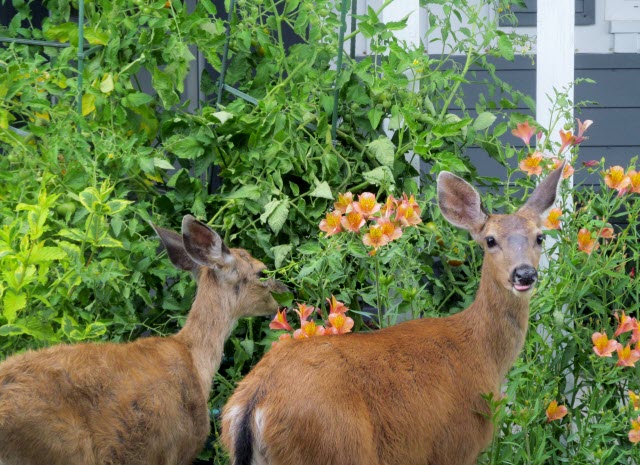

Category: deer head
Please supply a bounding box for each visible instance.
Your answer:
[438,164,565,296]
[152,215,288,318]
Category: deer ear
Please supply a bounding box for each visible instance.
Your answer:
[181,215,235,269]
[520,162,565,219]
[151,223,198,271]
[437,171,487,236]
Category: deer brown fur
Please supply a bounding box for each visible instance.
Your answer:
[221,165,565,465]
[0,215,287,465]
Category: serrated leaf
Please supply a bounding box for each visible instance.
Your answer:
[0,324,26,337]
[124,92,154,107]
[267,200,289,235]
[309,181,333,200]
[363,166,395,186]
[99,73,114,93]
[473,112,497,131]
[271,244,292,269]
[81,94,96,116]
[498,34,515,61]
[225,185,262,200]
[240,338,255,357]
[153,158,175,170]
[166,135,204,159]
[367,137,396,167]
[271,291,294,308]
[84,28,110,45]
[367,107,384,129]
[260,199,281,223]
[3,291,26,323]
[105,199,132,215]
[29,246,66,263]
[83,322,107,339]
[78,187,101,212]
[297,241,322,255]
[211,111,234,125]
[61,313,79,337]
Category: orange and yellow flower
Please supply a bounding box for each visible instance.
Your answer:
[380,195,397,219]
[630,391,640,411]
[562,163,574,179]
[559,130,574,153]
[269,309,293,332]
[614,311,636,337]
[294,303,316,323]
[598,227,615,239]
[616,343,640,367]
[319,210,343,236]
[341,211,366,233]
[293,320,325,339]
[327,312,355,335]
[546,400,568,423]
[395,195,422,227]
[591,332,620,357]
[577,228,598,255]
[519,151,544,177]
[362,224,390,250]
[377,217,403,241]
[543,208,562,230]
[351,192,381,219]
[326,295,348,315]
[627,170,640,194]
[604,166,631,193]
[334,192,354,214]
[511,121,536,146]
[630,417,640,444]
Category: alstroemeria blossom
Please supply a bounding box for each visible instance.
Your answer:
[630,391,640,411]
[319,210,343,236]
[583,160,599,168]
[395,195,422,227]
[294,303,316,323]
[326,295,348,315]
[270,309,293,332]
[362,224,390,250]
[604,166,631,192]
[519,151,544,177]
[546,401,568,423]
[341,211,366,233]
[614,311,636,337]
[630,417,640,444]
[334,192,354,214]
[327,312,355,335]
[576,118,593,137]
[293,320,325,339]
[511,121,536,146]
[591,332,620,357]
[616,343,640,367]
[627,170,640,194]
[543,208,562,230]
[577,228,598,255]
[380,195,397,219]
[377,217,403,241]
[351,192,381,219]
[598,227,615,239]
[562,163,574,179]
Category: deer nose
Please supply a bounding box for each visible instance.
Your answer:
[511,265,538,286]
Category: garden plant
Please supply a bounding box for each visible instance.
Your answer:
[1,0,640,463]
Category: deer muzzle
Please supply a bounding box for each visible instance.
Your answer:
[511,264,538,292]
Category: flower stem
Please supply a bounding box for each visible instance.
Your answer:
[375,252,383,327]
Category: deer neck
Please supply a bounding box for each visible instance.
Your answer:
[466,264,531,381]
[176,284,236,397]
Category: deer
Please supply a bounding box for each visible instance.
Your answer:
[0,215,288,465]
[220,164,565,465]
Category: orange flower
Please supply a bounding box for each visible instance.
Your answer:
[559,130,574,153]
[630,417,640,444]
[269,309,293,332]
[326,295,348,315]
[362,224,390,250]
[293,320,325,339]
[511,121,536,146]
[598,227,614,239]
[577,228,598,255]
[628,170,640,194]
[616,343,640,367]
[519,151,544,177]
[630,391,640,411]
[632,320,640,344]
[271,332,292,348]
[351,192,381,219]
[376,217,403,241]
[614,311,636,337]
[591,332,620,357]
[546,400,568,423]
[327,312,355,335]
[319,210,343,236]
[562,163,574,179]
[543,208,562,230]
[380,195,397,219]
[604,166,631,192]
[294,303,316,323]
[395,195,422,227]
[334,192,353,214]
[341,211,365,233]
[576,118,593,138]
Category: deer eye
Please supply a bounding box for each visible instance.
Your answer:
[485,236,497,248]
[536,233,544,245]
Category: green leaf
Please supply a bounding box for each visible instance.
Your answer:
[271,244,292,269]
[83,322,107,339]
[78,187,101,213]
[367,137,396,167]
[124,92,154,107]
[81,94,96,116]
[3,291,26,323]
[84,27,110,46]
[99,73,114,93]
[211,111,234,125]
[105,199,132,215]
[260,199,281,224]
[225,185,262,201]
[240,338,255,357]
[367,107,384,129]
[95,236,123,248]
[167,135,204,159]
[29,246,66,263]
[271,291,294,308]
[309,181,333,200]
[473,112,497,131]
[363,166,395,187]
[498,34,515,61]
[267,200,289,235]
[61,313,79,338]
[151,68,179,108]
[0,324,26,337]
[153,158,175,170]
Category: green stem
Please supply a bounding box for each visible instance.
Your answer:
[374,252,383,327]
[439,46,474,119]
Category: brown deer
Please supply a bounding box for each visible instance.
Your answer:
[0,215,287,465]
[221,164,565,465]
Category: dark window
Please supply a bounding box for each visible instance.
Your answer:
[499,0,596,27]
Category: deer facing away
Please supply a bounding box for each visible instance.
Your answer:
[0,215,287,465]
[221,165,565,465]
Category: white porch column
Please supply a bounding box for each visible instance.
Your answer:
[536,0,575,165]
